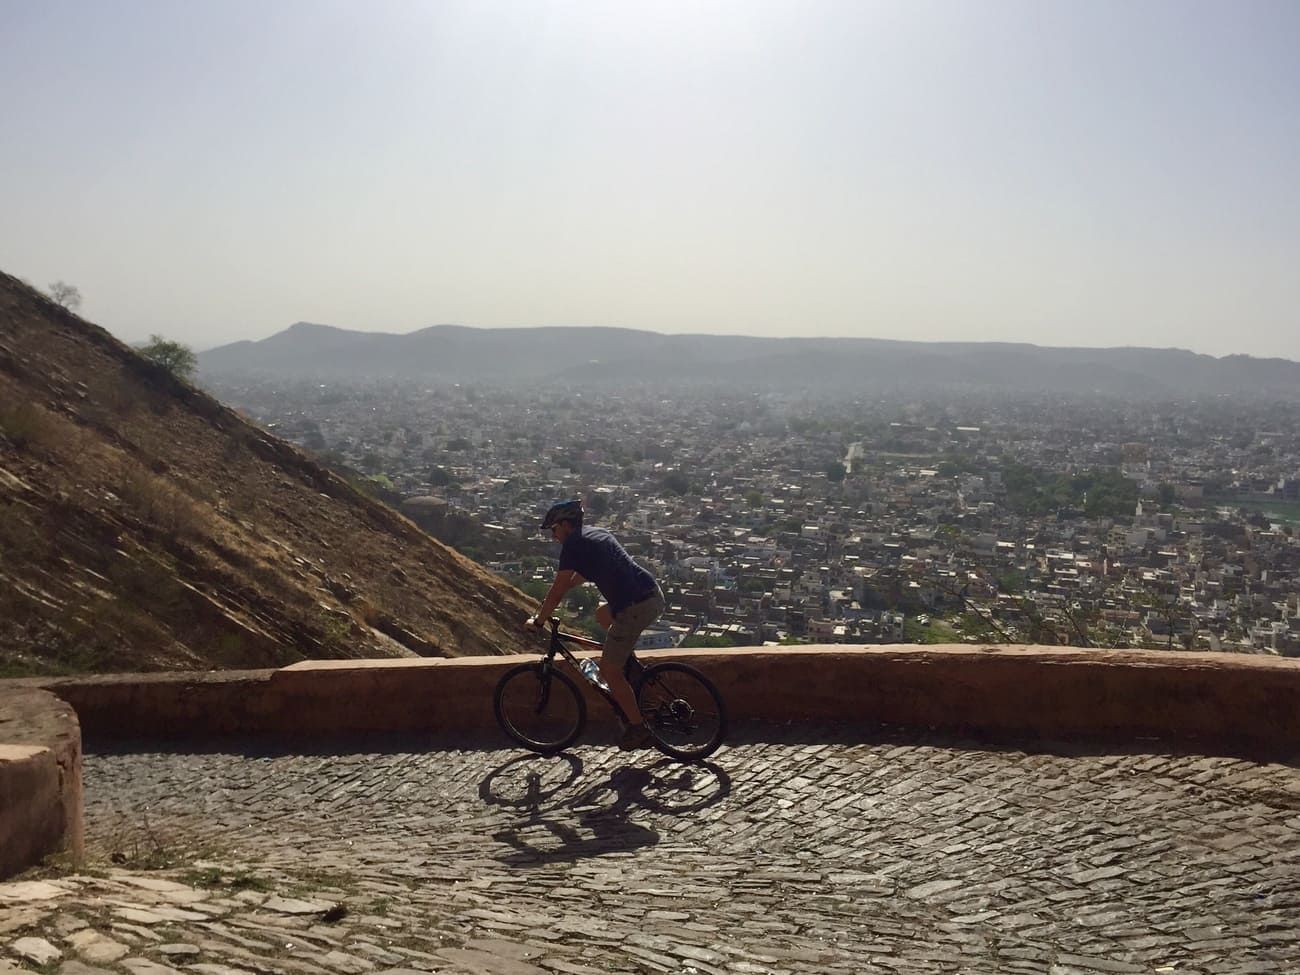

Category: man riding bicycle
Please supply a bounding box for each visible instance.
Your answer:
[526,499,666,750]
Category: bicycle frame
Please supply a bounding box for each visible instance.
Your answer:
[536,617,642,724]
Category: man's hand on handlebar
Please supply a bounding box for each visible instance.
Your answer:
[524,615,546,630]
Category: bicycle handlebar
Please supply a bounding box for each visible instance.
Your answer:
[525,615,603,650]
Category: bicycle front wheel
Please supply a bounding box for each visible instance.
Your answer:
[635,662,727,761]
[494,662,586,755]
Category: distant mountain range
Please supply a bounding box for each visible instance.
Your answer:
[199,323,1300,398]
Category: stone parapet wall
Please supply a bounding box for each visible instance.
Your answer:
[0,686,84,879]
[33,645,1300,751]
[3,644,1299,879]
[724,645,1300,753]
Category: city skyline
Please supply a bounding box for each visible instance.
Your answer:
[3,0,1299,360]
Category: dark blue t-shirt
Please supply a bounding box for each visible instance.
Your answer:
[559,526,657,615]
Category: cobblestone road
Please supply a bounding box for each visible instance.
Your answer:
[4,725,1300,975]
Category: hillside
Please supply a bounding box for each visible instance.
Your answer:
[199,322,1300,399]
[0,273,533,675]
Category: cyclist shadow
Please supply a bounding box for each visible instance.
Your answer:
[480,753,732,866]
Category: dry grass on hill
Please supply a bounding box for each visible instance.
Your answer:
[0,271,534,675]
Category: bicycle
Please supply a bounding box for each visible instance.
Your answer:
[494,618,728,761]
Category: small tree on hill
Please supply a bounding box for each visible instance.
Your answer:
[47,281,82,311]
[140,335,197,381]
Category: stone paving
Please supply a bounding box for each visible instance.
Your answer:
[3,724,1300,975]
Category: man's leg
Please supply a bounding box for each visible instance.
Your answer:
[593,602,641,722]
[601,594,664,746]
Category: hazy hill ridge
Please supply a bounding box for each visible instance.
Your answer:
[0,273,532,674]
[201,322,1300,398]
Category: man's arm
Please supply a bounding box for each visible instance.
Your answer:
[530,569,585,625]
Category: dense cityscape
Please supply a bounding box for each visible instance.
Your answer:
[206,377,1300,656]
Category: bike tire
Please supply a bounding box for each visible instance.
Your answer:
[635,661,727,761]
[494,662,587,755]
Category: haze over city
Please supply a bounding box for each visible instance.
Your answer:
[3,0,1298,359]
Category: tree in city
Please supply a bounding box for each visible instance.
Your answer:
[683,634,738,648]
[585,491,611,519]
[427,466,455,487]
[300,425,327,452]
[140,335,197,381]
[662,470,691,495]
[47,281,82,311]
[825,461,847,482]
[996,569,1027,594]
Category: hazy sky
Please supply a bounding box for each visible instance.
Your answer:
[3,1,1298,359]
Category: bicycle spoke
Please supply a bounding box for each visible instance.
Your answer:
[494,663,586,754]
[636,662,727,760]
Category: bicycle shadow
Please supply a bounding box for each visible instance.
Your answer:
[479,753,732,866]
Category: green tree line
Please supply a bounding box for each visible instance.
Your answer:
[1002,463,1137,518]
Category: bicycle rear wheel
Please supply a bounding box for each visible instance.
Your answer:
[635,661,727,761]
[494,662,586,755]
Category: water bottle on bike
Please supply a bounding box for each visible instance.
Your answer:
[579,657,609,691]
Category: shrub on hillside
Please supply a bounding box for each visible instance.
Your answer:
[0,501,46,561]
[0,400,56,449]
[116,464,207,538]
[139,336,197,382]
[46,280,82,311]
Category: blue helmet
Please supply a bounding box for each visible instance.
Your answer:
[541,499,584,530]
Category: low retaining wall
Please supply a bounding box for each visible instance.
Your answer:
[0,686,84,879]
[35,645,1300,751]
[5,644,1299,879]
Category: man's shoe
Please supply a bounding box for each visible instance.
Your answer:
[618,723,653,751]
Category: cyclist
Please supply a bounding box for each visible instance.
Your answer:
[526,499,666,750]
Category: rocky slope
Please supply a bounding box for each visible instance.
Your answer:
[0,272,533,674]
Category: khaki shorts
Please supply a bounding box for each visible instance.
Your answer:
[602,588,665,668]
